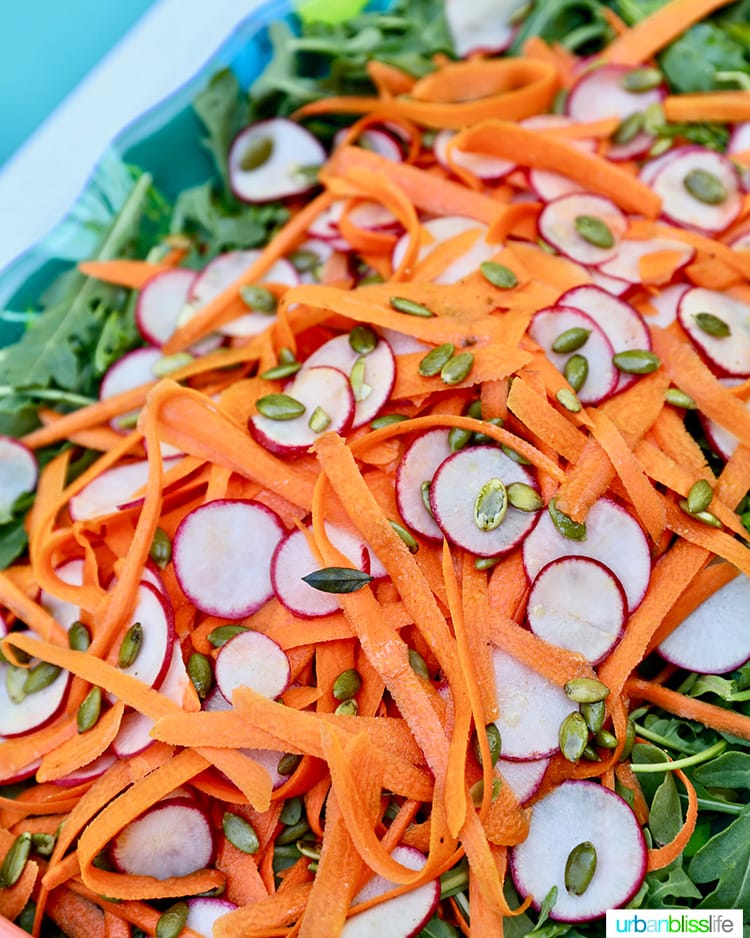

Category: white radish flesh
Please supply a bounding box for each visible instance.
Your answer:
[54,752,117,788]
[445,0,527,55]
[527,557,626,664]
[497,757,550,805]
[430,446,541,557]
[391,216,495,283]
[334,127,403,162]
[701,378,746,460]
[110,580,175,690]
[640,282,689,329]
[566,64,664,124]
[538,193,627,267]
[651,146,742,234]
[587,268,630,297]
[0,644,69,737]
[395,429,453,540]
[214,630,290,702]
[511,779,646,922]
[172,499,285,618]
[598,237,695,285]
[135,268,198,347]
[522,115,595,202]
[433,128,514,180]
[677,287,750,377]
[0,436,37,519]
[69,456,181,521]
[522,497,651,612]
[186,898,238,937]
[100,346,163,430]
[40,558,85,631]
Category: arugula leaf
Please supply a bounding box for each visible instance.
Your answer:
[611,0,671,25]
[418,917,460,937]
[693,751,750,789]
[649,771,683,846]
[688,807,750,909]
[193,69,251,193]
[510,0,615,54]
[643,857,703,908]
[0,516,30,569]
[659,22,748,93]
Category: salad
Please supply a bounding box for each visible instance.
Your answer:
[2,0,750,935]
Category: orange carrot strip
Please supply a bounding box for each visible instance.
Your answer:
[45,886,105,938]
[461,554,499,722]
[37,701,125,783]
[627,677,750,742]
[213,883,313,938]
[0,570,68,645]
[664,91,750,123]
[78,259,175,290]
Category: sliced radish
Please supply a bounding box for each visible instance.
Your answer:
[658,570,750,673]
[445,0,526,55]
[308,200,349,248]
[0,436,37,519]
[522,497,651,612]
[249,366,355,456]
[598,237,695,285]
[701,378,745,460]
[651,146,742,234]
[729,122,750,155]
[391,216,495,284]
[511,779,646,922]
[100,346,163,430]
[214,630,290,702]
[0,640,70,737]
[291,237,336,283]
[228,118,326,203]
[54,752,117,788]
[108,581,175,691]
[729,229,750,251]
[538,193,627,267]
[528,306,618,405]
[109,798,215,878]
[342,845,439,938]
[40,558,85,631]
[567,64,665,124]
[522,116,596,203]
[527,557,627,664]
[380,327,429,355]
[334,127,403,163]
[69,456,181,521]
[497,757,550,805]
[396,429,453,541]
[300,332,396,428]
[173,499,285,618]
[491,648,573,760]
[587,268,630,297]
[136,268,198,347]
[113,710,157,760]
[677,287,750,377]
[186,898,238,937]
[638,146,682,188]
[433,128,514,180]
[640,282,689,329]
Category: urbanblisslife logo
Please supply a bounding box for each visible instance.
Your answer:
[606,911,743,937]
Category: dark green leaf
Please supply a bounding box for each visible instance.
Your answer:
[649,772,683,846]
[0,517,29,570]
[418,917,460,937]
[689,808,750,908]
[659,23,748,93]
[193,69,250,192]
[694,751,750,789]
[643,857,702,908]
[301,567,373,593]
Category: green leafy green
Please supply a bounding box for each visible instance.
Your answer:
[649,772,683,846]
[418,917,460,938]
[689,808,750,909]
[659,22,749,93]
[693,751,750,789]
[193,68,251,193]
[642,857,703,908]
[510,0,615,53]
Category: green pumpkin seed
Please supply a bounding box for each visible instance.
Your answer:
[556,387,582,413]
[68,620,91,652]
[389,296,435,318]
[466,399,483,420]
[118,622,143,669]
[551,327,591,354]
[441,351,475,386]
[187,652,213,700]
[420,481,435,518]
[479,261,518,289]
[687,478,713,514]
[582,743,602,762]
[279,797,303,827]
[472,416,505,445]
[559,711,590,763]
[565,841,597,896]
[648,137,673,158]
[580,700,606,735]
[240,135,274,171]
[333,668,362,701]
[621,67,663,92]
[149,527,172,569]
[255,393,306,420]
[301,567,373,593]
[501,444,531,466]
[156,902,189,938]
[370,413,408,428]
[418,343,455,377]
[308,406,332,433]
[30,832,56,857]
[552,88,568,114]
[23,662,62,695]
[470,777,503,806]
[683,168,727,206]
[296,840,322,861]
[276,819,310,846]
[6,665,27,704]
[643,102,666,136]
[593,729,618,749]
[409,648,430,680]
[261,352,301,380]
[564,677,610,704]
[349,325,378,354]
[278,753,303,777]
[664,387,696,409]
[612,111,644,146]
[619,719,637,762]
[289,249,321,273]
[277,347,297,365]
[694,311,731,338]
[390,519,419,553]
[350,355,372,402]
[574,215,615,250]
[223,812,260,854]
[474,478,508,532]
[612,349,661,374]
[506,482,543,512]
[564,354,589,392]
[0,832,31,888]
[207,624,250,648]
[679,500,722,528]
[473,723,502,768]
[335,698,359,716]
[549,498,586,541]
[152,352,194,377]
[77,686,102,733]
[448,426,473,452]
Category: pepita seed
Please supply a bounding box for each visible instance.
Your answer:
[564,841,597,896]
[619,719,637,761]
[664,387,696,409]
[6,665,27,704]
[276,819,310,846]
[552,88,568,114]
[612,349,661,374]
[23,661,61,695]
[335,698,359,716]
[308,406,332,433]
[240,135,274,171]
[279,797,303,826]
[684,168,727,205]
[694,311,731,338]
[506,481,544,512]
[582,743,602,762]
[556,387,582,413]
[278,753,303,777]
[255,393,306,420]
[349,324,378,354]
[223,812,260,854]
[0,832,31,888]
[278,347,297,365]
[370,413,408,429]
[472,416,505,445]
[390,296,435,318]
[77,686,102,733]
[441,351,474,386]
[156,902,189,938]
[580,699,606,734]
[564,353,588,392]
[687,478,713,514]
[289,249,321,273]
[574,215,615,250]
[296,840,322,861]
[474,556,501,570]
[564,677,610,704]
[350,355,372,401]
[559,711,590,763]
[501,444,531,466]
[472,723,502,768]
[621,67,663,93]
[643,102,666,136]
[390,519,419,553]
[551,327,591,354]
[470,777,502,807]
[418,343,455,377]
[333,668,362,701]
[467,399,483,420]
[612,112,644,146]
[679,500,722,528]
[420,481,435,518]
[149,527,172,569]
[207,625,250,647]
[648,137,673,158]
[474,478,508,532]
[448,426,473,452]
[593,729,618,749]
[68,622,90,652]
[301,567,373,593]
[409,648,430,680]
[479,261,518,289]
[152,352,194,377]
[118,622,143,669]
[30,832,56,857]
[260,360,302,381]
[549,498,587,541]
[187,652,213,700]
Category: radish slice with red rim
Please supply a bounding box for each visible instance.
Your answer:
[497,757,549,805]
[0,436,37,519]
[729,122,750,154]
[430,446,541,558]
[522,116,595,203]
[445,0,527,55]
[396,429,453,541]
[511,779,646,922]
[380,327,429,355]
[598,237,695,285]
[587,268,630,297]
[527,556,627,664]
[109,797,215,878]
[657,570,750,673]
[100,347,163,430]
[701,378,745,460]
[108,580,175,691]
[334,127,403,162]
[391,216,495,284]
[135,268,198,347]
[249,365,355,456]
[214,630,290,702]
[39,558,85,631]
[0,637,70,737]
[522,497,651,612]
[528,306,618,406]
[638,146,682,188]
[640,282,689,330]
[491,648,573,760]
[173,499,285,618]
[228,118,326,203]
[566,64,664,142]
[651,146,742,234]
[729,229,750,251]
[69,456,182,521]
[433,128,515,180]
[677,287,750,377]
[54,752,117,788]
[538,193,627,267]
[186,898,238,936]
